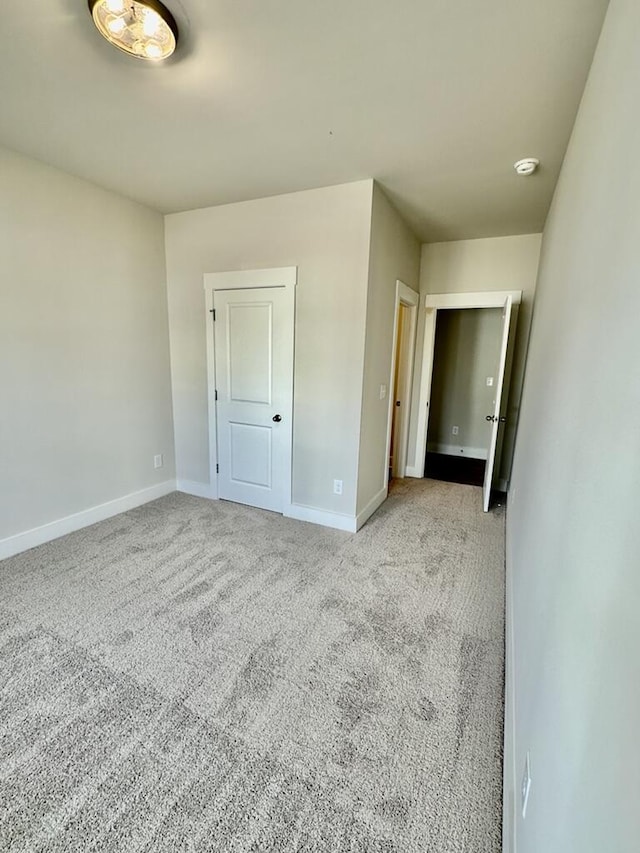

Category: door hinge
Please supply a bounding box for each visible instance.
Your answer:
[215,389,218,401]
[210,308,216,320]
[216,463,219,474]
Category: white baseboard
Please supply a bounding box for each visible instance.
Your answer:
[355,486,388,531]
[0,480,176,561]
[426,442,488,460]
[176,479,218,500]
[284,503,357,533]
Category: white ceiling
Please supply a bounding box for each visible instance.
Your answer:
[1,0,609,241]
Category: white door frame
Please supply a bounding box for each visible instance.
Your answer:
[203,267,297,506]
[385,280,419,485]
[411,289,522,483]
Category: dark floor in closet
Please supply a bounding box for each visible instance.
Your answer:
[425,452,486,487]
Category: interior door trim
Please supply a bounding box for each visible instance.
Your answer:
[203,267,297,507]
[410,288,522,485]
[204,266,297,292]
[424,290,522,309]
[385,280,419,486]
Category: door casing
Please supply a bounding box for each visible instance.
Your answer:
[409,290,522,505]
[386,280,419,484]
[203,267,296,507]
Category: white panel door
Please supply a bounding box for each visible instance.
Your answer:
[214,287,291,512]
[483,294,513,512]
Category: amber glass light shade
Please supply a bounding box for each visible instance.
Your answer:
[88,0,178,61]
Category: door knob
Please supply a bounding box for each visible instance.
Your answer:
[272,414,282,422]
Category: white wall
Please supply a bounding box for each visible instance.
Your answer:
[506,1,640,850]
[0,147,175,544]
[408,234,541,485]
[164,181,373,518]
[356,184,421,514]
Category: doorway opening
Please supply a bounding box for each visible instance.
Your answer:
[413,290,520,511]
[386,281,419,486]
[425,307,503,487]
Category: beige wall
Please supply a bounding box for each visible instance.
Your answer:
[0,147,174,541]
[356,184,421,514]
[408,233,542,485]
[506,1,640,850]
[164,181,373,518]
[427,307,503,456]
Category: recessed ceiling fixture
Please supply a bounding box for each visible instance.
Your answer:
[514,158,540,177]
[88,0,178,61]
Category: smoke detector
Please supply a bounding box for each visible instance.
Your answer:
[514,158,540,177]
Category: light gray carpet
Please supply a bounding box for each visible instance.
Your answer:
[0,479,505,852]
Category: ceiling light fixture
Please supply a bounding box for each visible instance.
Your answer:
[514,158,540,177]
[88,0,178,61]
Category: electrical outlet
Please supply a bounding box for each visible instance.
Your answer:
[333,479,343,495]
[521,752,532,819]
[486,376,494,387]
[379,384,387,400]
[154,454,163,469]
[452,425,459,435]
